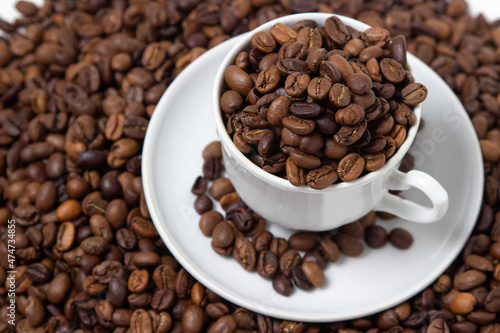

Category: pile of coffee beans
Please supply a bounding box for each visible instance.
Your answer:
[219,16,428,189]
[193,140,414,296]
[0,0,500,332]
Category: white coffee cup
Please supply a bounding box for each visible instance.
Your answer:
[213,13,449,231]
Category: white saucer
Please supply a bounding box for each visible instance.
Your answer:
[142,36,483,321]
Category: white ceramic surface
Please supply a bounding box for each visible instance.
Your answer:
[213,13,449,231]
[142,32,483,321]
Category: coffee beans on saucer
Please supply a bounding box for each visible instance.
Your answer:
[193,141,414,296]
[220,17,428,189]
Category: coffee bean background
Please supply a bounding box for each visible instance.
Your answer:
[0,0,500,332]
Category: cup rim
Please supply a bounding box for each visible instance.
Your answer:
[213,12,421,192]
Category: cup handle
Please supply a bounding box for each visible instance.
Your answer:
[375,169,449,223]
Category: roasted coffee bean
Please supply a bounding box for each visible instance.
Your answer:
[267,96,291,127]
[252,231,273,253]
[224,65,253,95]
[394,103,416,126]
[328,54,354,80]
[320,61,342,83]
[339,221,364,239]
[307,77,332,100]
[256,66,280,94]
[209,315,238,333]
[92,260,124,285]
[359,46,384,63]
[380,58,406,83]
[285,72,310,98]
[285,157,306,186]
[194,195,213,214]
[464,255,493,272]
[347,73,373,95]
[277,58,309,75]
[454,270,487,291]
[450,292,477,314]
[336,103,365,126]
[364,153,386,171]
[206,303,230,320]
[291,265,312,290]
[324,137,348,160]
[344,38,366,57]
[362,27,390,47]
[299,131,324,154]
[128,269,148,293]
[484,288,500,312]
[123,116,148,139]
[306,165,338,189]
[270,23,297,45]
[202,141,222,160]
[290,150,321,169]
[152,264,176,291]
[389,228,414,249]
[302,248,328,270]
[81,236,109,256]
[258,131,276,157]
[334,119,368,146]
[365,225,388,249]
[181,304,208,332]
[390,35,407,67]
[56,199,82,221]
[301,262,325,287]
[25,263,51,284]
[132,251,160,267]
[199,211,224,237]
[212,221,235,248]
[315,112,339,135]
[283,41,307,60]
[282,116,315,136]
[290,102,322,119]
[273,274,293,296]
[325,16,351,45]
[208,178,234,200]
[233,236,256,271]
[252,31,276,54]
[220,90,243,114]
[242,108,267,131]
[228,207,256,233]
[55,222,75,252]
[289,232,318,251]
[338,153,365,182]
[151,289,175,312]
[47,273,72,305]
[256,251,279,279]
[279,249,302,277]
[130,309,152,333]
[334,232,364,257]
[402,83,428,106]
[36,181,57,212]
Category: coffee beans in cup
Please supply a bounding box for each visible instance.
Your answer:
[220,16,428,189]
